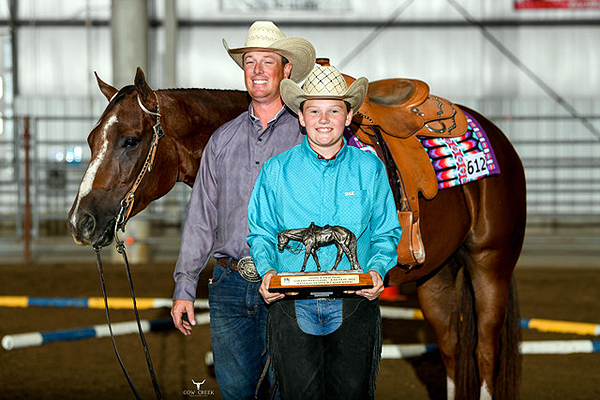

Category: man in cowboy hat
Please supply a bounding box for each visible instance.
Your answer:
[247,65,402,399]
[170,21,315,399]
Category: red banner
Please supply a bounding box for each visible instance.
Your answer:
[515,0,600,8]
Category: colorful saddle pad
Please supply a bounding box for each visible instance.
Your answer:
[345,109,500,191]
[418,110,500,189]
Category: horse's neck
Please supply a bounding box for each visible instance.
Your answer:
[161,88,248,186]
[288,228,308,240]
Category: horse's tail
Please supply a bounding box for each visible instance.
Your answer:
[455,271,521,399]
[494,278,522,400]
[455,268,479,400]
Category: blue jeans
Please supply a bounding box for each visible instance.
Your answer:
[295,299,343,335]
[209,263,270,400]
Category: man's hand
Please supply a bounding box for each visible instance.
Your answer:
[171,300,196,336]
[355,270,384,301]
[259,270,285,304]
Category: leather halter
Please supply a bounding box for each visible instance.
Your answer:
[114,91,165,236]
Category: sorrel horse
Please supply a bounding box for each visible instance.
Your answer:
[67,68,526,400]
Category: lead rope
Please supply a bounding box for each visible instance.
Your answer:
[94,246,142,400]
[93,239,163,400]
[115,233,164,400]
[91,91,164,399]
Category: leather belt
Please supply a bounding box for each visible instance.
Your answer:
[216,257,240,271]
[215,256,261,282]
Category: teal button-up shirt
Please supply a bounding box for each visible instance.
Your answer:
[247,137,401,279]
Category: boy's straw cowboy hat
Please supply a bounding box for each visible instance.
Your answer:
[223,21,316,83]
[280,65,368,113]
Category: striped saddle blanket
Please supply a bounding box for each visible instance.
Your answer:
[418,110,500,189]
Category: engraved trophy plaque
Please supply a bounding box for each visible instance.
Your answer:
[268,223,373,298]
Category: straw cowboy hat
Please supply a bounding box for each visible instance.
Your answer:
[223,21,316,83]
[280,65,369,113]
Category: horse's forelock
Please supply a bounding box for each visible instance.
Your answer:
[92,86,139,135]
[102,86,135,113]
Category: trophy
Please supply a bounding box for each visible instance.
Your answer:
[268,223,373,298]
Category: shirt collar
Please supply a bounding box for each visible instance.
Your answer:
[248,103,289,130]
[301,136,348,166]
[317,142,345,161]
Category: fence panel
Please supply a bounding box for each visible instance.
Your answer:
[1,96,598,261]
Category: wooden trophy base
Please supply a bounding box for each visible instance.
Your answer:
[268,269,373,299]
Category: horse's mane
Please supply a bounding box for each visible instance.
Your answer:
[157,87,246,94]
[103,85,248,116]
[102,86,135,114]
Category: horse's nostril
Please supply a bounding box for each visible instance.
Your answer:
[78,212,97,238]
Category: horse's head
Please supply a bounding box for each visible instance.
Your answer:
[277,233,289,251]
[67,68,179,248]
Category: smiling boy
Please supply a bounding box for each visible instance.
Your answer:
[247,65,402,399]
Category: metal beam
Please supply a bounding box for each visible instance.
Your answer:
[1,18,599,29]
[8,0,18,95]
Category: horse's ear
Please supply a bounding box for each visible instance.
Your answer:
[134,67,153,102]
[95,71,118,102]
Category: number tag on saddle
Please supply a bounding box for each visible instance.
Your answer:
[464,151,489,180]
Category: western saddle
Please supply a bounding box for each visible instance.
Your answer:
[341,72,468,269]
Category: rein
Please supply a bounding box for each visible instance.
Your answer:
[93,90,165,400]
[282,242,303,255]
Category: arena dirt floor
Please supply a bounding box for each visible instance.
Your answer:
[1,259,599,400]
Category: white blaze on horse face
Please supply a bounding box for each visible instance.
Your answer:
[69,115,117,228]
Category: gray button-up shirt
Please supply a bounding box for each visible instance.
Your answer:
[173,104,304,301]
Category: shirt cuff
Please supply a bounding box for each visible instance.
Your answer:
[172,281,198,302]
[367,265,387,282]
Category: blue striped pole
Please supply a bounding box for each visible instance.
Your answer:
[1,312,210,350]
[381,340,600,359]
[4,300,599,337]
[381,343,439,359]
[205,340,600,364]
[520,340,600,355]
[202,345,443,367]
[0,296,209,310]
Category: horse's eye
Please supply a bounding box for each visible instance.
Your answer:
[122,137,141,149]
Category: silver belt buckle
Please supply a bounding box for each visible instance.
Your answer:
[238,256,261,282]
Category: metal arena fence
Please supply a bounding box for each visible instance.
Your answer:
[1,96,599,259]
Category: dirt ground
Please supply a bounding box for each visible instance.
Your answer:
[1,261,599,400]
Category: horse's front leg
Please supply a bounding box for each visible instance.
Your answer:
[301,246,312,272]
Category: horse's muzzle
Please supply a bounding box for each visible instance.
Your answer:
[67,211,115,248]
[92,221,116,249]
